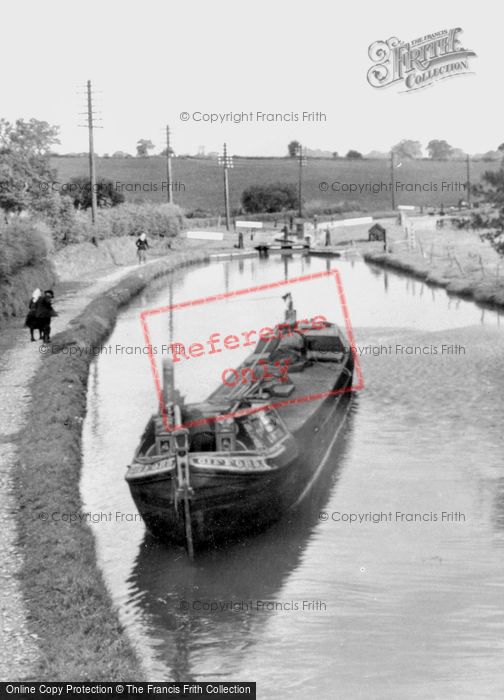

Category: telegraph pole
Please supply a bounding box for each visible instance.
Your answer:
[218,143,233,231]
[165,125,173,204]
[86,80,98,224]
[466,153,471,206]
[390,151,396,211]
[297,144,307,218]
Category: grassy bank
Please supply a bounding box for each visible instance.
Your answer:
[51,235,176,281]
[364,223,504,307]
[1,201,183,324]
[0,221,56,327]
[13,249,217,680]
[0,260,56,325]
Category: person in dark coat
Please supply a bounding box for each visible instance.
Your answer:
[38,290,57,342]
[135,233,149,263]
[25,289,58,343]
[25,288,42,341]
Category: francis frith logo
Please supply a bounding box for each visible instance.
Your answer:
[367,28,476,92]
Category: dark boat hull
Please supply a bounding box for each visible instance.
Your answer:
[128,369,353,548]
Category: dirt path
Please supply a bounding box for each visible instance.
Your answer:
[0,259,157,681]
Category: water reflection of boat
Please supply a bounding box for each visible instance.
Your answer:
[125,299,354,555]
[127,405,356,680]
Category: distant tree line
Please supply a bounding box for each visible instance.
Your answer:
[286,139,504,161]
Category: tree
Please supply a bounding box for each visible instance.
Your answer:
[160,147,175,157]
[346,150,363,159]
[287,140,301,158]
[66,176,125,210]
[0,118,60,156]
[30,190,80,244]
[332,152,339,159]
[0,118,60,214]
[427,139,453,160]
[365,150,389,159]
[136,139,155,157]
[391,139,422,159]
[450,148,467,160]
[241,183,298,213]
[471,168,504,256]
[480,151,501,162]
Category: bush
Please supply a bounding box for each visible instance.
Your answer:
[67,176,126,210]
[242,182,298,214]
[0,219,55,324]
[185,207,213,219]
[29,200,186,247]
[0,219,53,283]
[31,192,85,246]
[98,202,184,240]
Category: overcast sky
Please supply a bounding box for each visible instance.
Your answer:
[0,0,497,156]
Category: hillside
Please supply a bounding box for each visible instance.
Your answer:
[51,156,501,216]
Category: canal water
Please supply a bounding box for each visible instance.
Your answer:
[81,255,504,699]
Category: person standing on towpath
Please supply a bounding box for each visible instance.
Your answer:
[135,233,149,263]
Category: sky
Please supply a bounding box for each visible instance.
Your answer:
[0,0,499,157]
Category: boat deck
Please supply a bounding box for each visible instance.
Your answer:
[209,355,346,435]
[276,363,343,434]
[204,323,350,435]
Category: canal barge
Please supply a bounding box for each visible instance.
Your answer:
[125,297,354,556]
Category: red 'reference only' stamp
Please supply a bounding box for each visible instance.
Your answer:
[140,269,364,431]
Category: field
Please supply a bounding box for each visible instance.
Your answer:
[51,156,501,217]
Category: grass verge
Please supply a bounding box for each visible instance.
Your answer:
[13,250,215,680]
[364,250,504,307]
